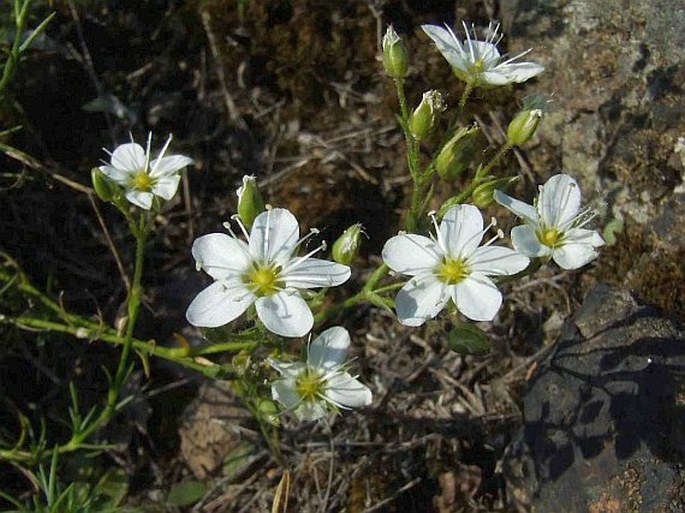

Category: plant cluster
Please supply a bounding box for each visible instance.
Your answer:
[0,9,605,510]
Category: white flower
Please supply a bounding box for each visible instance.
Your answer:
[99,133,193,210]
[494,174,605,270]
[422,22,544,87]
[270,326,372,421]
[382,204,529,326]
[186,208,351,338]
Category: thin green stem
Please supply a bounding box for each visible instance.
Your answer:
[478,143,512,179]
[447,83,474,134]
[315,263,392,323]
[394,78,409,122]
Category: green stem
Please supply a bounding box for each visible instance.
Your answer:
[7,315,235,377]
[394,78,409,122]
[315,264,392,323]
[478,143,512,179]
[448,83,474,133]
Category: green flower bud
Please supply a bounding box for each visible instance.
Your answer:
[332,223,364,265]
[408,90,445,142]
[236,175,265,229]
[257,398,280,426]
[506,94,551,146]
[447,323,491,355]
[382,25,409,79]
[471,176,520,207]
[91,167,115,202]
[435,124,480,181]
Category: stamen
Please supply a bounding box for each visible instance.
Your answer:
[230,214,251,240]
[567,207,597,231]
[143,132,152,173]
[263,207,271,260]
[500,48,533,66]
[428,211,448,254]
[150,134,173,176]
[222,221,240,240]
[463,21,477,62]
[460,215,499,252]
[482,229,505,248]
[293,227,321,253]
[280,242,328,274]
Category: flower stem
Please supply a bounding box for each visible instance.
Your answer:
[478,142,512,179]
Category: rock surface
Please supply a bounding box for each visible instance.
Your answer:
[504,284,685,512]
[502,0,685,320]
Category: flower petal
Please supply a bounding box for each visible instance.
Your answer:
[382,233,442,276]
[295,401,327,422]
[511,225,551,258]
[256,290,313,337]
[192,233,252,280]
[469,40,501,65]
[111,143,146,173]
[99,164,129,185]
[271,378,301,409]
[125,190,153,210]
[282,258,351,289]
[539,174,581,229]
[453,274,502,321]
[152,174,181,200]
[395,273,449,327]
[325,373,372,408]
[270,360,305,379]
[493,190,539,225]
[439,204,484,258]
[308,326,350,370]
[480,70,516,86]
[553,228,604,269]
[421,24,469,70]
[249,208,300,266]
[185,279,254,328]
[493,61,545,83]
[150,155,193,178]
[469,246,529,276]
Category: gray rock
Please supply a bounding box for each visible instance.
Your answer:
[503,284,685,512]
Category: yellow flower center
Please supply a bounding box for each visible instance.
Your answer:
[538,228,561,248]
[131,171,154,192]
[472,59,485,73]
[296,370,324,402]
[436,257,470,285]
[243,264,281,296]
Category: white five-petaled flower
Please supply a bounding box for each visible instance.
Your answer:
[422,22,544,87]
[186,208,351,338]
[270,326,372,421]
[494,174,605,270]
[99,133,193,210]
[382,204,529,326]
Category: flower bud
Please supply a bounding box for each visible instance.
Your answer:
[435,124,480,181]
[506,94,551,146]
[236,175,265,229]
[332,223,364,265]
[408,90,445,142]
[382,25,409,79]
[257,398,280,426]
[91,168,115,202]
[471,176,520,207]
[447,323,491,355]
